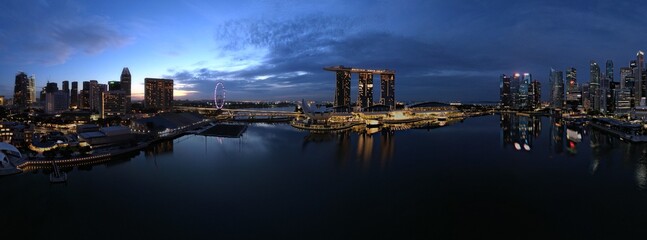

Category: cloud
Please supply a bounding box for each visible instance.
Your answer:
[0,0,131,65]
[169,1,647,102]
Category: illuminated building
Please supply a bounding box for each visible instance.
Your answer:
[517,73,531,109]
[89,80,102,112]
[565,67,580,111]
[79,81,90,110]
[71,81,78,108]
[636,51,645,104]
[549,69,564,108]
[108,81,121,91]
[144,78,174,111]
[0,96,4,106]
[13,72,34,110]
[101,91,126,118]
[499,74,511,108]
[510,73,520,109]
[530,80,541,109]
[380,74,395,109]
[121,67,131,112]
[324,66,396,111]
[358,72,373,109]
[590,61,601,112]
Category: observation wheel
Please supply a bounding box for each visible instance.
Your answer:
[214,82,226,109]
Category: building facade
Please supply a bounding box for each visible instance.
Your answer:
[144,78,174,111]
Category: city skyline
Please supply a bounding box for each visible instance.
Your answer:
[2,1,647,102]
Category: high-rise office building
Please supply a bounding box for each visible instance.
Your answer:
[13,72,32,109]
[62,80,70,109]
[636,51,645,105]
[89,80,102,112]
[71,81,78,108]
[380,74,395,109]
[79,81,90,110]
[511,73,521,109]
[550,69,564,108]
[565,67,580,111]
[499,74,511,108]
[606,60,614,83]
[108,81,121,91]
[620,67,632,90]
[357,72,373,109]
[121,67,131,112]
[590,61,601,112]
[144,78,174,111]
[517,73,531,109]
[530,80,541,109]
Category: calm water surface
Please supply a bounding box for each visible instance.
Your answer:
[2,114,647,239]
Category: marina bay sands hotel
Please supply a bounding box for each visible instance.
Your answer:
[323,66,395,112]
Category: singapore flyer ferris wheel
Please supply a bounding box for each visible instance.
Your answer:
[214,82,225,109]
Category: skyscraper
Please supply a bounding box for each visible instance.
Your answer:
[62,81,70,109]
[380,73,395,109]
[108,81,121,91]
[121,67,131,112]
[499,74,511,108]
[334,70,351,110]
[606,60,614,83]
[565,67,580,111]
[549,69,564,108]
[144,78,174,111]
[531,80,541,109]
[590,61,601,112]
[80,81,90,110]
[13,72,31,109]
[511,73,521,109]
[518,73,531,109]
[357,72,373,109]
[636,51,644,105]
[71,81,78,108]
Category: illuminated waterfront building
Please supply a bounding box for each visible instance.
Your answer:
[499,74,511,108]
[565,67,580,111]
[144,78,174,111]
[530,80,541,109]
[510,73,520,109]
[357,72,373,109]
[324,66,395,111]
[380,73,395,109]
[549,69,564,108]
[590,61,601,112]
[636,51,645,104]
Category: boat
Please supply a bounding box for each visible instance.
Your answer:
[49,163,67,183]
[365,119,381,127]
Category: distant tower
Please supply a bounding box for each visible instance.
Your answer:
[636,51,644,106]
[565,67,579,111]
[499,74,511,108]
[510,73,521,109]
[549,69,564,108]
[380,73,395,109]
[71,81,78,108]
[606,60,614,83]
[13,72,30,109]
[28,75,35,105]
[334,70,351,111]
[62,80,70,108]
[121,67,131,112]
[357,72,373,109]
[590,61,601,112]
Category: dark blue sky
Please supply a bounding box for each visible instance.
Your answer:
[1,0,647,102]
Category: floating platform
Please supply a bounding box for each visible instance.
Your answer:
[199,124,248,138]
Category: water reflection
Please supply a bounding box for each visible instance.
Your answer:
[500,113,541,151]
[302,126,397,169]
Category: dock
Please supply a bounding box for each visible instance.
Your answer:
[199,124,248,138]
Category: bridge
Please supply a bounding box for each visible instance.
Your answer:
[174,106,302,119]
